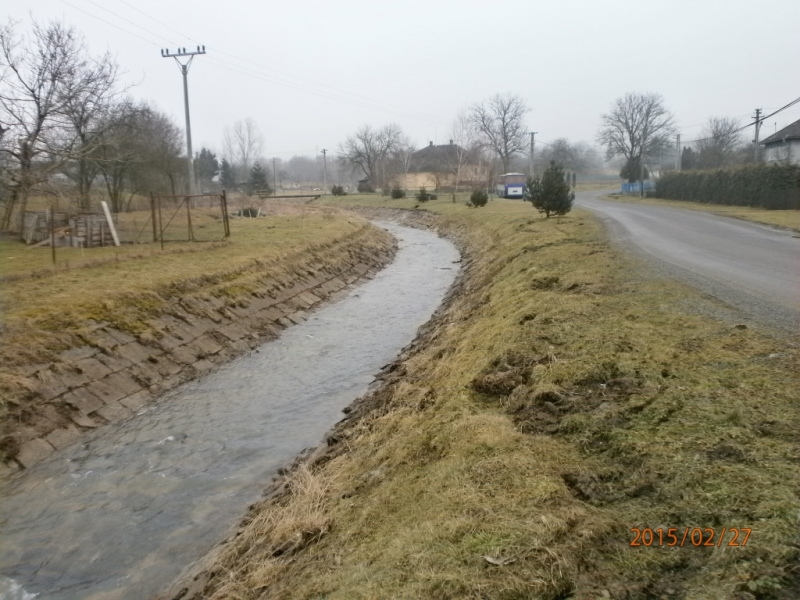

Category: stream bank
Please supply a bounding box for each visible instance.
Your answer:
[0,221,460,600]
[1,222,396,472]
[166,198,800,599]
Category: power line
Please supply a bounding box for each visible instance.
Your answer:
[201,56,446,124]
[116,0,194,44]
[760,96,800,122]
[59,0,161,47]
[682,95,800,144]
[82,0,444,124]
[84,0,177,46]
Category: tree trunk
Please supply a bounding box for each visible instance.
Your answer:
[1,188,18,231]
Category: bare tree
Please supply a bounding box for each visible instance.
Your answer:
[95,98,143,212]
[597,92,676,183]
[59,49,119,208]
[695,117,743,169]
[468,93,529,173]
[222,118,264,184]
[539,139,600,174]
[147,109,185,196]
[384,134,416,188]
[0,19,117,229]
[338,124,403,187]
[446,112,477,200]
[95,101,185,209]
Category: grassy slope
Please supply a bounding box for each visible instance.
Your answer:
[0,209,393,439]
[1,210,367,366]
[602,193,800,232]
[203,195,800,599]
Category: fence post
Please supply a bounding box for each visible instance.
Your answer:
[50,207,56,265]
[150,192,158,243]
[185,195,194,241]
[221,190,230,238]
[157,195,165,250]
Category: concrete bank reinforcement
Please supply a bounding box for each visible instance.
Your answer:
[3,224,397,473]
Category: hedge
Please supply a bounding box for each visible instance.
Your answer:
[655,164,800,210]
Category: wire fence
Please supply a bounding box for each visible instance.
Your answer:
[17,192,230,252]
[146,192,230,246]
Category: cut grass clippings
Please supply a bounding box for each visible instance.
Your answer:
[195,194,800,599]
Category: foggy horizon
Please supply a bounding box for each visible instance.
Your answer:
[5,0,800,161]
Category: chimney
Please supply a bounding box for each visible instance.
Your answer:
[429,141,433,147]
[449,139,453,145]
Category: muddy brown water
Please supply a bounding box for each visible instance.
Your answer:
[0,222,460,600]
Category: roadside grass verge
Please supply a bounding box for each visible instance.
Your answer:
[602,193,800,232]
[200,195,800,599]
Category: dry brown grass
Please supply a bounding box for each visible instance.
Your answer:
[209,466,332,599]
[603,193,800,231]
[196,194,800,599]
[0,209,390,439]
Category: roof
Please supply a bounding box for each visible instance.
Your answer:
[761,118,800,145]
[409,142,466,173]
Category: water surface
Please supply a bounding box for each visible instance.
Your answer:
[0,222,459,599]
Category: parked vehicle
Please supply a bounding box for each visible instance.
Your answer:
[495,173,526,198]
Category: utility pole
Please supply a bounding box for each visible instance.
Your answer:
[529,132,537,177]
[753,108,762,162]
[272,157,277,192]
[161,46,206,195]
[321,149,328,193]
[675,134,681,171]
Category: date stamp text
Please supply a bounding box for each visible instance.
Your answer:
[630,527,751,547]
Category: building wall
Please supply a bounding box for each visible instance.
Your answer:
[393,164,490,190]
[764,140,800,165]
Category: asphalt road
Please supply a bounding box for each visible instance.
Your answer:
[576,190,800,332]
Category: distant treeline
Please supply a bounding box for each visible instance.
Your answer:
[655,164,800,210]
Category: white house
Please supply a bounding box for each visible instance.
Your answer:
[761,118,800,165]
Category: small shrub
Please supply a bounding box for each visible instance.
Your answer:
[357,181,375,193]
[430,194,438,200]
[331,185,347,196]
[469,188,489,207]
[416,186,431,202]
[390,184,406,199]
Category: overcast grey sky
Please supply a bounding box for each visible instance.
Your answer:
[7,0,800,159]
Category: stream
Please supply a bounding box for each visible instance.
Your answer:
[0,221,460,600]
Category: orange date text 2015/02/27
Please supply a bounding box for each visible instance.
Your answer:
[630,527,751,547]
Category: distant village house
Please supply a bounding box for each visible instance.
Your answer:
[394,141,488,190]
[761,118,800,166]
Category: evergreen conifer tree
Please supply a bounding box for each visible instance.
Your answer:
[195,147,219,189]
[248,161,270,195]
[524,161,574,218]
[220,158,236,190]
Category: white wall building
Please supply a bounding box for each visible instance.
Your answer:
[761,118,800,165]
